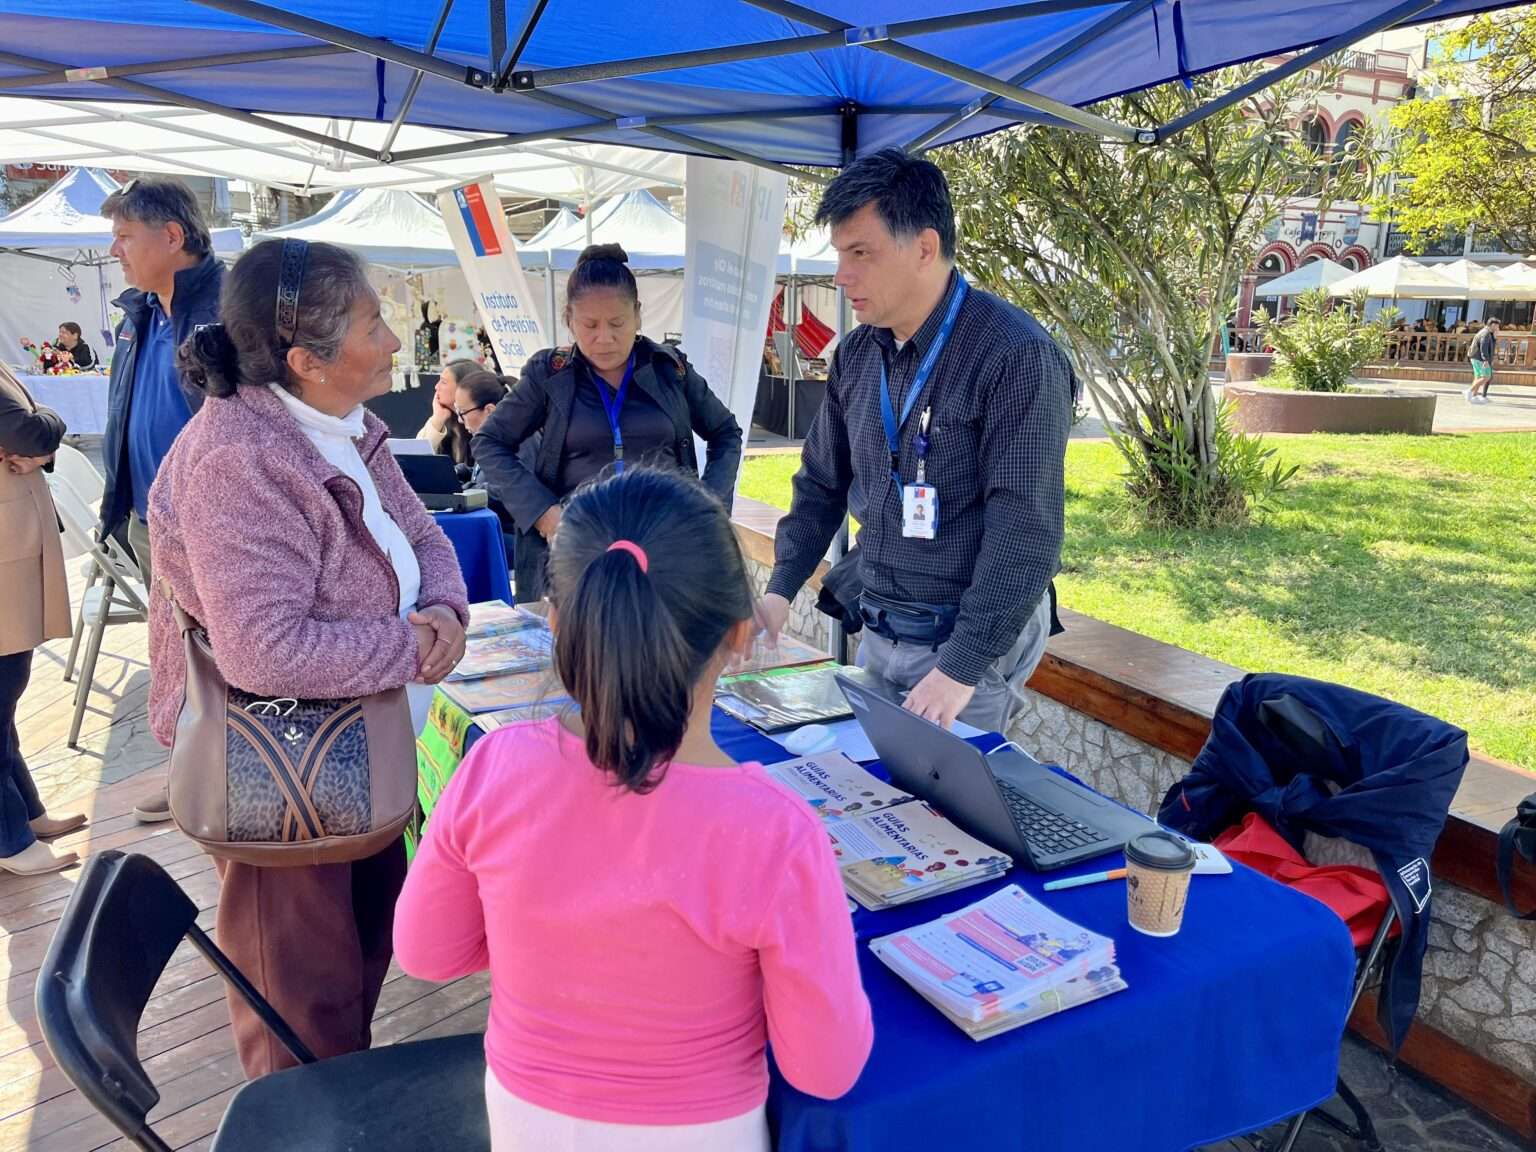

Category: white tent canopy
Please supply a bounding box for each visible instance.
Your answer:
[1254,258,1353,299]
[254,187,455,267]
[777,227,837,277]
[0,97,683,201]
[520,189,685,271]
[1328,256,1462,301]
[1491,262,1536,299]
[525,208,581,250]
[0,166,242,257]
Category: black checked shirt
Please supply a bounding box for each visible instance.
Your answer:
[766,272,1074,687]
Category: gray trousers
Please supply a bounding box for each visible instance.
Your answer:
[855,593,1052,733]
[125,511,153,585]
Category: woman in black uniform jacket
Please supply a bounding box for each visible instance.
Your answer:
[472,243,743,602]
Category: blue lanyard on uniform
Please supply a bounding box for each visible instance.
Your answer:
[595,353,637,472]
[879,278,968,484]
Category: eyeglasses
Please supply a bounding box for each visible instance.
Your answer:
[453,402,492,419]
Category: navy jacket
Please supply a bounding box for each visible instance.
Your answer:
[473,337,742,602]
[98,255,224,538]
[1158,673,1467,1052]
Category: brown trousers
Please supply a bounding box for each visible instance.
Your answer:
[213,840,407,1079]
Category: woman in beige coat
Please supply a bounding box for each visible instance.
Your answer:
[0,364,86,875]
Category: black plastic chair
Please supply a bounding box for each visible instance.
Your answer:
[37,850,489,1151]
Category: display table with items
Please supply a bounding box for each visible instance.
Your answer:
[431,508,512,605]
[15,372,110,436]
[411,604,1357,1152]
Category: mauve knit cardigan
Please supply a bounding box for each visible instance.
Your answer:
[146,384,469,747]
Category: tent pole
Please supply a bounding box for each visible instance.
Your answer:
[380,0,459,160]
[544,267,558,346]
[583,168,594,248]
[785,274,799,442]
[740,0,1136,142]
[1154,0,1437,141]
[0,45,345,91]
[0,46,382,162]
[905,0,1158,152]
[511,0,1121,91]
[494,0,550,90]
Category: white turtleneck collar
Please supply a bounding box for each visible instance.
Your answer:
[268,382,367,441]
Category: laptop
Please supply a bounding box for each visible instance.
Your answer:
[396,452,462,496]
[835,672,1157,871]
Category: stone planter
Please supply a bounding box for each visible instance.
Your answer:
[1224,352,1275,383]
[1225,383,1437,435]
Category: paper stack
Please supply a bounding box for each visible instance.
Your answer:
[465,600,543,638]
[869,884,1124,1040]
[764,752,914,823]
[828,801,1012,910]
[715,662,853,732]
[447,629,554,682]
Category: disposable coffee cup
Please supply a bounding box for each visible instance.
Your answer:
[1124,831,1196,937]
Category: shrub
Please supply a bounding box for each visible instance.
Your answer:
[1260,288,1392,393]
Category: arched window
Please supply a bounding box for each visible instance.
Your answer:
[1333,119,1363,174]
[1259,251,1288,275]
[1304,118,1329,156]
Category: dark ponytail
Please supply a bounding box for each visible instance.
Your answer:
[178,323,242,398]
[566,242,639,312]
[548,467,753,792]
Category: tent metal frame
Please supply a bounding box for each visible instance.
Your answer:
[0,0,1458,176]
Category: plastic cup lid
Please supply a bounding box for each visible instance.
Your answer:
[1125,830,1196,871]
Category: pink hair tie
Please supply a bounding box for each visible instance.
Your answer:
[607,539,649,573]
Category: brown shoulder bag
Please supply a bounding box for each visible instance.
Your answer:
[162,581,417,867]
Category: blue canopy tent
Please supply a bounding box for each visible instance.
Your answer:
[0,1,1520,176]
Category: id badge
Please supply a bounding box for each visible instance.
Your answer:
[902,483,938,539]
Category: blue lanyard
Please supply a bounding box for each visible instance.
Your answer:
[594,353,637,472]
[879,278,967,483]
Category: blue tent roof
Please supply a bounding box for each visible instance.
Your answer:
[0,1,1518,171]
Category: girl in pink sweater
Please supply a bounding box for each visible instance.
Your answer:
[395,467,873,1150]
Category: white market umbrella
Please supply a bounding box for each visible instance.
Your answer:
[1327,255,1461,300]
[1254,258,1354,298]
[1437,258,1520,301]
[1490,261,1536,300]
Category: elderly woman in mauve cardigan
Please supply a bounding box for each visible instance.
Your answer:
[146,238,469,1081]
[0,363,86,877]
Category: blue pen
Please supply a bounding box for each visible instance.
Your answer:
[1042,867,1128,892]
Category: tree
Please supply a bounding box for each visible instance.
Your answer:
[939,63,1363,527]
[1380,13,1536,255]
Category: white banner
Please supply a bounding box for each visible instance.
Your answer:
[437,179,546,373]
[682,158,789,472]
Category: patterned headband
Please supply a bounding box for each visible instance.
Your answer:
[275,238,310,349]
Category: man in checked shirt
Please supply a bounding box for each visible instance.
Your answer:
[756,149,1075,732]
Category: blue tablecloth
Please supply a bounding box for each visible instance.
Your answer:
[18,373,110,436]
[432,508,512,605]
[458,709,1355,1152]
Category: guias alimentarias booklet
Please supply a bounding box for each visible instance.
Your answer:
[827,801,1013,910]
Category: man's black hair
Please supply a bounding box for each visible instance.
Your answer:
[814,147,956,260]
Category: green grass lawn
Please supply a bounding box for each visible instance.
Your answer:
[741,434,1536,774]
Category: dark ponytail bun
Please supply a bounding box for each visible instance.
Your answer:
[576,242,629,267]
[567,243,639,312]
[177,323,241,398]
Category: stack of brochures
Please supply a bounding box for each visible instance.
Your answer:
[869,884,1125,1040]
[763,752,1012,908]
[448,629,554,683]
[715,662,854,732]
[465,600,543,638]
[440,667,565,714]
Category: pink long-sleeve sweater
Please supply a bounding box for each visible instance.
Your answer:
[394,716,874,1125]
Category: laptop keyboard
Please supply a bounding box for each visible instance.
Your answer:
[997,780,1109,857]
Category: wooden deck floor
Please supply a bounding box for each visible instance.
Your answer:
[0,570,488,1150]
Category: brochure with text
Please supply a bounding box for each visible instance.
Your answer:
[465,600,542,638]
[867,884,1120,1027]
[448,629,555,682]
[827,802,1012,909]
[764,752,913,822]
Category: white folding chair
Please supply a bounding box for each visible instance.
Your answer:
[49,444,109,684]
[44,472,149,749]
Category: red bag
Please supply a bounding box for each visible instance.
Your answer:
[1215,812,1394,948]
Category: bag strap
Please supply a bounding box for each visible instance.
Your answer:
[1498,803,1536,920]
[157,577,204,639]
